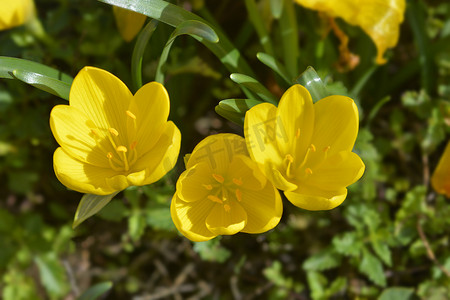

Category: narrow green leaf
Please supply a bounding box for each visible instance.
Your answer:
[257,52,292,84]
[359,249,386,287]
[302,249,342,271]
[279,0,298,79]
[155,19,219,83]
[11,69,71,100]
[72,192,119,229]
[294,66,330,102]
[270,0,284,19]
[34,253,68,297]
[215,98,262,125]
[371,238,392,267]
[97,0,255,77]
[230,73,277,104]
[245,0,274,56]
[0,56,73,100]
[350,65,378,97]
[378,287,415,300]
[78,282,113,300]
[131,19,158,92]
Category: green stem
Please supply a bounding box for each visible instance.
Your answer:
[279,0,299,79]
[244,0,274,56]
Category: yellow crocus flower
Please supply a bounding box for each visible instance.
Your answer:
[50,67,181,195]
[171,134,283,242]
[431,141,450,198]
[113,6,147,42]
[244,85,365,211]
[0,0,35,31]
[295,0,405,64]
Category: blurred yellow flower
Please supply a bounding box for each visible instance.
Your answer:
[245,85,365,211]
[50,67,181,195]
[171,134,282,242]
[113,6,147,42]
[0,0,35,30]
[295,0,405,64]
[431,141,450,198]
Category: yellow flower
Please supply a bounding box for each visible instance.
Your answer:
[0,0,35,31]
[50,67,181,195]
[244,85,365,211]
[171,134,283,242]
[295,0,405,64]
[431,141,450,198]
[113,6,147,42]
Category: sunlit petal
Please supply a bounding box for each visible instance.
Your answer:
[0,0,34,30]
[206,201,247,236]
[285,186,348,211]
[431,141,450,198]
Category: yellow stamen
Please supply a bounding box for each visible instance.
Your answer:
[296,128,301,139]
[126,110,136,120]
[116,146,127,153]
[91,129,100,137]
[305,168,313,175]
[130,141,138,150]
[107,152,113,159]
[235,189,242,202]
[285,154,295,178]
[208,195,223,204]
[323,146,330,152]
[310,144,316,152]
[232,178,243,186]
[109,127,119,137]
[212,173,225,183]
[203,184,213,190]
[224,204,231,212]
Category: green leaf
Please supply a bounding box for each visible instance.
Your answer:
[245,0,274,56]
[215,98,262,125]
[131,19,158,91]
[302,249,342,271]
[193,238,231,263]
[230,73,277,104]
[371,238,392,267]
[332,232,362,257]
[128,212,147,242]
[378,287,415,300]
[279,0,298,79]
[0,56,73,100]
[73,192,119,229]
[306,271,327,300]
[270,0,284,19]
[78,282,113,300]
[146,204,175,231]
[155,19,219,83]
[294,66,330,102]
[34,253,69,297]
[359,249,386,287]
[97,0,254,77]
[257,52,292,84]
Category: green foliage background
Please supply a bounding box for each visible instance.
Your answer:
[0,0,449,299]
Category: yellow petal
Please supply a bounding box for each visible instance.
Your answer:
[285,186,348,211]
[310,95,359,158]
[295,0,405,64]
[128,121,181,186]
[170,194,216,242]
[431,141,450,198]
[240,183,282,234]
[276,85,315,159]
[205,201,247,236]
[0,0,34,30]
[306,151,365,191]
[271,167,298,191]
[187,133,247,174]
[177,162,215,202]
[245,102,283,169]
[113,6,147,42]
[54,147,129,195]
[227,155,266,191]
[50,105,109,167]
[130,81,170,154]
[70,67,133,147]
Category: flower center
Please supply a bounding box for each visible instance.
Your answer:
[284,143,330,180]
[91,110,138,172]
[205,173,243,212]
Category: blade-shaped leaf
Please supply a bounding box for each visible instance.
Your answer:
[97,0,254,77]
[131,19,158,91]
[270,0,284,19]
[0,56,73,100]
[73,192,119,228]
[245,0,274,56]
[155,19,219,83]
[295,66,330,102]
[215,98,262,125]
[279,0,298,79]
[230,73,277,104]
[78,282,113,300]
[257,52,292,84]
